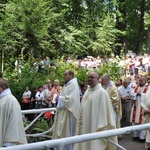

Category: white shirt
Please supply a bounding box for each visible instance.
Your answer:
[35,91,44,101]
[118,85,133,98]
[22,91,31,98]
[43,89,51,99]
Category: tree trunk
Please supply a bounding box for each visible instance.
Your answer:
[136,0,145,55]
[147,27,150,54]
[115,0,128,56]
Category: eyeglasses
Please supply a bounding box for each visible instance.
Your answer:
[88,76,97,79]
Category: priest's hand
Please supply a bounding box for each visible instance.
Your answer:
[143,109,150,114]
[136,91,141,96]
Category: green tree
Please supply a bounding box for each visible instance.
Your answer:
[0,0,56,60]
[91,14,119,56]
[145,0,150,54]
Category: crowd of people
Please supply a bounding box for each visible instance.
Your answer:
[73,52,150,76]
[1,50,150,150]
[20,67,150,150]
[99,72,150,150]
[15,52,150,78]
[21,79,62,121]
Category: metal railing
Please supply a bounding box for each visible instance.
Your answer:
[0,108,150,150]
[22,108,56,132]
[0,124,150,150]
[21,108,56,115]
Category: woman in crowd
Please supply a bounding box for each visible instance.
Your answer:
[22,85,32,120]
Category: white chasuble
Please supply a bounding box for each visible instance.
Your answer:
[0,94,27,147]
[53,78,80,150]
[74,83,117,150]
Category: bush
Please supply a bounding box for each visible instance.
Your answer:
[4,61,89,102]
[4,60,120,102]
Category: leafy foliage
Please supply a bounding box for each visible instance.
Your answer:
[25,118,53,143]
[0,0,150,72]
[97,62,120,81]
[0,0,56,59]
[5,58,120,102]
[6,60,89,101]
[92,14,119,55]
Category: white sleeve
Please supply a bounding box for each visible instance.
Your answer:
[57,96,65,108]
[141,87,150,101]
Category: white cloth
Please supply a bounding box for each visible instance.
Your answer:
[130,84,149,140]
[0,88,27,147]
[141,90,150,146]
[3,142,17,147]
[53,78,80,150]
[0,88,11,99]
[105,83,122,128]
[74,83,117,150]
[35,91,44,101]
[52,93,57,104]
[22,90,31,98]
[57,96,65,108]
[42,89,52,106]
[118,85,133,98]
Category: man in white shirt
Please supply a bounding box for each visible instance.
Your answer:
[118,77,133,127]
[35,86,44,109]
[42,84,52,108]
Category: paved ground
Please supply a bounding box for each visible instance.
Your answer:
[118,133,145,150]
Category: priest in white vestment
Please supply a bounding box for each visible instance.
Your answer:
[101,74,122,128]
[130,76,149,142]
[141,89,150,149]
[0,79,27,147]
[74,71,117,150]
[53,70,80,150]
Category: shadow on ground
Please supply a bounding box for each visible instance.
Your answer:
[118,133,145,150]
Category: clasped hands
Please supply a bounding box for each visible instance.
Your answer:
[121,96,132,100]
[143,109,150,114]
[136,91,141,96]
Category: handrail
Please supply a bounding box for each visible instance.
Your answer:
[22,108,56,131]
[21,108,56,114]
[0,123,150,150]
